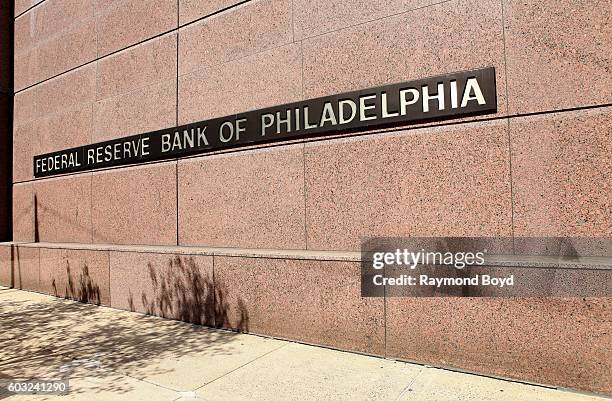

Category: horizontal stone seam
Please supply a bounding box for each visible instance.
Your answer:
[294,0,453,43]
[13,0,258,95]
[14,0,49,20]
[14,0,458,95]
[12,102,612,185]
[3,242,611,268]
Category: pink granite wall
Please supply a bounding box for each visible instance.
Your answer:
[9,0,612,394]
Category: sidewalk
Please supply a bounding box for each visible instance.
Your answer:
[0,287,608,401]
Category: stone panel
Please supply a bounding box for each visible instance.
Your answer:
[504,0,612,114]
[178,43,302,124]
[294,0,444,40]
[93,79,176,142]
[34,174,92,243]
[304,119,512,251]
[39,247,110,305]
[110,251,214,324]
[96,32,177,100]
[91,162,177,245]
[386,297,612,394]
[12,183,33,241]
[214,256,385,354]
[301,0,507,119]
[95,0,178,57]
[510,108,611,237]
[179,0,243,25]
[178,0,292,76]
[12,246,39,291]
[178,145,306,249]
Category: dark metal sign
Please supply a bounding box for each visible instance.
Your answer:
[33,67,497,178]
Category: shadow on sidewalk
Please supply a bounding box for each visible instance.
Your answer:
[0,255,250,398]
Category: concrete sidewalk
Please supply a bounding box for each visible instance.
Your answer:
[0,287,608,401]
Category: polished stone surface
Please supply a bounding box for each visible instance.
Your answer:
[33,104,93,155]
[0,245,11,286]
[91,162,177,246]
[35,64,96,118]
[34,174,92,243]
[109,251,214,324]
[214,256,385,354]
[96,32,177,101]
[505,0,612,114]
[12,183,33,241]
[294,0,443,40]
[178,0,292,76]
[178,145,306,249]
[304,119,512,250]
[511,107,611,236]
[10,246,39,291]
[13,88,36,128]
[39,247,110,305]
[386,297,612,394]
[178,43,302,124]
[12,122,34,182]
[93,78,176,141]
[179,0,243,24]
[36,18,97,82]
[95,0,177,57]
[301,0,507,119]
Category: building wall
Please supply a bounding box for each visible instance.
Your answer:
[4,0,611,394]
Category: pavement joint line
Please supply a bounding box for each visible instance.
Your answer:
[193,341,292,392]
[392,367,424,401]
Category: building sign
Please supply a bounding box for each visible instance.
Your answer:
[33,67,497,177]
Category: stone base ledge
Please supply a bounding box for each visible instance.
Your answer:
[1,241,610,268]
[0,241,610,395]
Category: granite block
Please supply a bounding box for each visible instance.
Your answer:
[178,145,306,249]
[35,64,96,118]
[179,0,243,25]
[36,18,97,82]
[91,162,177,246]
[386,297,612,394]
[293,0,443,40]
[504,0,612,114]
[304,119,513,251]
[0,244,11,286]
[93,78,176,142]
[33,174,92,243]
[178,0,293,76]
[13,121,35,182]
[301,0,507,119]
[178,43,302,124]
[110,251,214,324]
[510,108,611,236]
[31,0,94,42]
[214,256,385,354]
[13,89,37,128]
[12,183,33,241]
[39,247,110,305]
[96,32,177,100]
[14,48,38,92]
[12,246,39,291]
[95,0,177,57]
[32,104,93,156]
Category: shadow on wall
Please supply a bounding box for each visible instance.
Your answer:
[124,255,249,332]
[51,261,101,305]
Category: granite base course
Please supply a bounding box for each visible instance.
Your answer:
[0,241,609,395]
